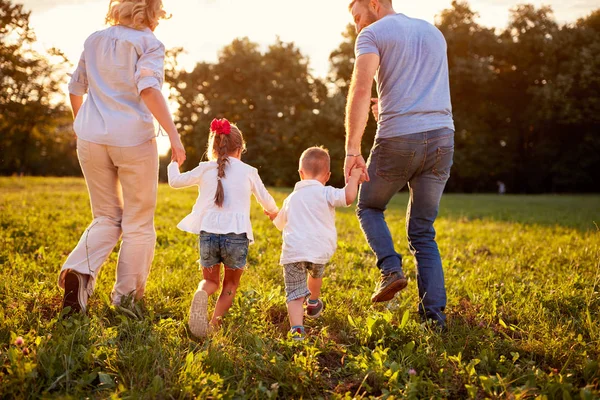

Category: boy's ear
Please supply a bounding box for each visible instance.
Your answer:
[326,171,331,182]
[299,169,305,180]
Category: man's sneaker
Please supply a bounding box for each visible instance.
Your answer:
[62,271,90,314]
[371,271,408,303]
[289,326,305,341]
[189,290,209,337]
[305,298,324,319]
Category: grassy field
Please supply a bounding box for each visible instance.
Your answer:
[1,177,599,399]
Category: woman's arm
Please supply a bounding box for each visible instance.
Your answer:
[69,94,84,119]
[141,88,186,166]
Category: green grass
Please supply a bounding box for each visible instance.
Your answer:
[1,177,599,399]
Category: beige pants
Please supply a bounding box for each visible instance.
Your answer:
[59,138,159,305]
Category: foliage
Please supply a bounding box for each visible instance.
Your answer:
[165,38,328,186]
[0,0,79,176]
[0,177,599,397]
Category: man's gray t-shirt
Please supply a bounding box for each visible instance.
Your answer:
[355,13,454,138]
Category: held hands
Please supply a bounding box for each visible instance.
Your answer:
[349,165,367,185]
[170,135,186,166]
[264,209,278,221]
[344,153,370,183]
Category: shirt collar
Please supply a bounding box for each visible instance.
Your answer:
[293,180,324,191]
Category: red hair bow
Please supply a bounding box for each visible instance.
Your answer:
[210,118,231,135]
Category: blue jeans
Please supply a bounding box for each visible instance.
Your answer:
[357,128,454,324]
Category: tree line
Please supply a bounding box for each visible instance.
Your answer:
[1,0,598,192]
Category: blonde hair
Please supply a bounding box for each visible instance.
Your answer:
[206,123,246,208]
[299,146,330,177]
[106,0,170,30]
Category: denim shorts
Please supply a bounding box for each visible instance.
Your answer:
[199,231,249,270]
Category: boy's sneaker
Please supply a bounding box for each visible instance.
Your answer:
[289,325,305,341]
[62,270,89,314]
[305,298,324,319]
[189,290,209,337]
[371,271,408,302]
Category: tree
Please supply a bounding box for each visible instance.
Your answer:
[166,37,328,186]
[0,0,78,176]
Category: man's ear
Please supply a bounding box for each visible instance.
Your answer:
[369,0,379,13]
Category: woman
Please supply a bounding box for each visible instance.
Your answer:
[59,0,186,313]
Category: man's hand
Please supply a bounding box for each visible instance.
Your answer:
[344,154,370,183]
[371,98,379,120]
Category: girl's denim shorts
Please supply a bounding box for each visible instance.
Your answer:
[199,231,249,269]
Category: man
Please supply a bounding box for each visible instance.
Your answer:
[345,0,454,328]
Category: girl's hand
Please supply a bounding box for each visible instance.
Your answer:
[264,209,278,221]
[170,137,186,166]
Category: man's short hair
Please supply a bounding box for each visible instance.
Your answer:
[348,0,367,11]
[299,146,330,177]
[348,0,390,11]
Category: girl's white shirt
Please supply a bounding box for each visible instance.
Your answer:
[167,159,278,243]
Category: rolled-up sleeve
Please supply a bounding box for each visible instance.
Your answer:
[135,41,165,94]
[68,52,88,95]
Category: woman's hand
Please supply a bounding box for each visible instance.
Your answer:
[170,137,186,166]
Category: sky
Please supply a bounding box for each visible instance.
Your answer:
[20,0,598,154]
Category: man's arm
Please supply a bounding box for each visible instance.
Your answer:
[344,53,379,181]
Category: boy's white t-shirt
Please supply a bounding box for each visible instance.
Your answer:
[167,159,278,243]
[273,180,348,265]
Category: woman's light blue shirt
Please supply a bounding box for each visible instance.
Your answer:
[68,25,164,147]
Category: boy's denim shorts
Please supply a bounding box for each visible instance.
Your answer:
[199,231,249,270]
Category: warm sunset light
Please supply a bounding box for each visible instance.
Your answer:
[22,0,596,156]
[1,0,599,397]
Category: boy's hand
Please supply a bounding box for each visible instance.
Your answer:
[349,166,363,181]
[264,209,278,221]
[358,171,368,184]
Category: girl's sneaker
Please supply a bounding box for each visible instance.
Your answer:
[189,290,209,337]
[289,325,305,341]
[306,298,324,319]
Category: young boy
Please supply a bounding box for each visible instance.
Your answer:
[269,146,364,340]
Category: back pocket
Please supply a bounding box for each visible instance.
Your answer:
[432,145,454,181]
[376,146,416,182]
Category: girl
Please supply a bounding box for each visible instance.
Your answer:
[168,119,278,337]
[60,0,186,314]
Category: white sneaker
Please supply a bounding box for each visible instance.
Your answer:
[189,290,209,337]
[62,271,89,314]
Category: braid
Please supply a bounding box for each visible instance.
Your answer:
[214,135,230,207]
